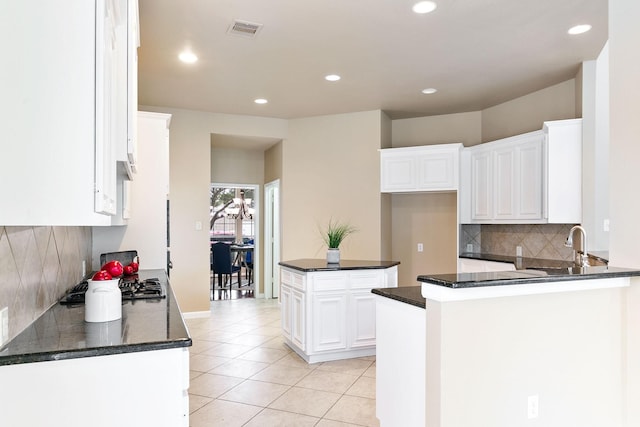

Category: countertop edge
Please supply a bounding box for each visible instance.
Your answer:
[418,269,640,289]
[0,338,192,366]
[279,259,400,272]
[371,287,425,309]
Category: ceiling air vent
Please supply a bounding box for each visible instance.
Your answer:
[227,20,263,38]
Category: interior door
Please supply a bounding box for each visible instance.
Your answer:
[265,180,281,299]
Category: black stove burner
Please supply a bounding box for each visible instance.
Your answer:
[60,276,165,305]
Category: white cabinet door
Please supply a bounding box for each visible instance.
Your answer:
[493,145,516,220]
[380,144,461,193]
[493,136,543,221]
[516,138,543,219]
[380,155,416,191]
[312,293,348,352]
[470,148,493,221]
[415,150,458,190]
[280,285,292,341]
[291,289,306,350]
[349,291,377,348]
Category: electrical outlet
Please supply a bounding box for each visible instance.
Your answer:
[466,243,473,253]
[82,260,86,277]
[516,246,523,257]
[195,221,203,231]
[527,395,539,419]
[417,243,424,252]
[604,219,610,232]
[0,307,8,346]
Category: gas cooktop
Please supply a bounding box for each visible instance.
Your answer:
[60,276,166,305]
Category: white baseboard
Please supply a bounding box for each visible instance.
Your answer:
[182,310,211,319]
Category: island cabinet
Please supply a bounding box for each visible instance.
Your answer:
[380,143,462,193]
[0,0,138,226]
[460,118,582,224]
[279,259,399,363]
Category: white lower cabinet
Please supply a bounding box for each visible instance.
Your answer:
[0,347,189,427]
[312,292,348,352]
[280,265,398,363]
[291,289,306,350]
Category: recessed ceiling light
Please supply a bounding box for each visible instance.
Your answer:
[568,24,592,35]
[325,74,341,82]
[254,98,268,104]
[178,51,198,63]
[421,88,438,94]
[413,1,437,14]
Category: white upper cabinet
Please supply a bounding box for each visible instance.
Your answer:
[380,143,462,193]
[460,119,582,224]
[0,0,138,226]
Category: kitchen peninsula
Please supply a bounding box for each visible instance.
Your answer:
[279,259,398,363]
[373,265,640,427]
[0,270,191,427]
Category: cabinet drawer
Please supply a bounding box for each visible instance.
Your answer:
[311,273,348,291]
[281,268,306,291]
[349,270,384,289]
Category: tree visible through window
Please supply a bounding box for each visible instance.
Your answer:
[210,185,254,242]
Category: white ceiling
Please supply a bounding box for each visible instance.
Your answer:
[137,0,607,121]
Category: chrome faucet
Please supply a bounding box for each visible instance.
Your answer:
[565,225,589,267]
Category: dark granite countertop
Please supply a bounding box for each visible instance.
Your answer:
[372,286,425,309]
[0,269,191,366]
[280,259,400,272]
[419,265,640,289]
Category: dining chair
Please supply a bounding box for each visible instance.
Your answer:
[211,242,241,293]
[244,239,254,284]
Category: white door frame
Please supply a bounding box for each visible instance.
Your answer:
[211,182,260,297]
[264,179,281,299]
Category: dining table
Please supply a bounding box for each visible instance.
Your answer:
[230,244,254,283]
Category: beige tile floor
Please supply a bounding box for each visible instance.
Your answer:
[186,298,379,427]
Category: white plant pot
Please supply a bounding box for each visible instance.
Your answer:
[327,248,340,264]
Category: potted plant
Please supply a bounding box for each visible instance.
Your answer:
[321,219,357,264]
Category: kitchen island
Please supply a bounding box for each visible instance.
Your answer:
[0,269,191,427]
[279,259,399,363]
[411,266,640,427]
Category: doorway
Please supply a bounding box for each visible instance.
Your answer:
[264,179,281,299]
[210,183,260,300]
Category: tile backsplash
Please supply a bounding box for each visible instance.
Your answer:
[0,226,91,343]
[460,223,576,261]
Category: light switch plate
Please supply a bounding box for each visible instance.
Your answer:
[0,307,8,346]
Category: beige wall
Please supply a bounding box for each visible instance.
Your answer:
[481,79,577,142]
[281,110,384,261]
[426,287,624,426]
[391,193,457,285]
[210,145,265,185]
[140,105,287,312]
[264,142,283,185]
[392,111,482,147]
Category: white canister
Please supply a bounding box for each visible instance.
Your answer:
[85,279,122,323]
